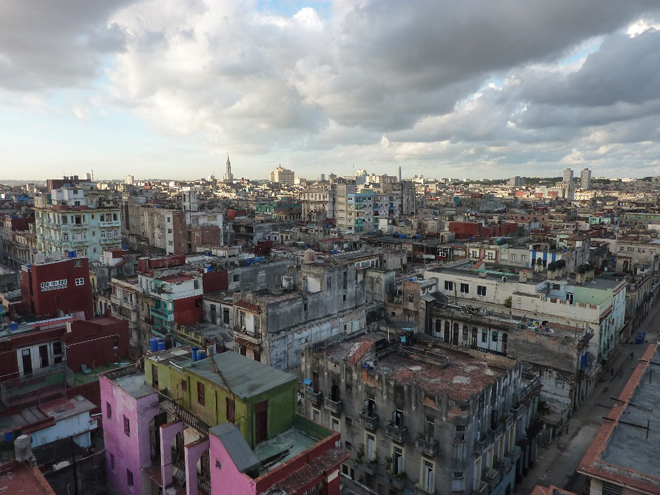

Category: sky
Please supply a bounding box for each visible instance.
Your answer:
[2,1,660,181]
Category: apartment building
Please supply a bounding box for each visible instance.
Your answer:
[269,165,295,185]
[301,331,541,495]
[101,348,348,495]
[300,185,337,221]
[34,185,122,262]
[425,263,627,366]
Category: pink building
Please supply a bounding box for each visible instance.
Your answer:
[101,360,348,495]
[100,368,159,495]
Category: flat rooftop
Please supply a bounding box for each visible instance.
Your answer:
[107,368,155,399]
[324,332,514,403]
[579,344,660,493]
[0,461,56,494]
[254,427,317,471]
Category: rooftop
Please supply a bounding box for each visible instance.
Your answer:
[0,461,56,495]
[106,367,155,399]
[324,332,514,403]
[149,349,297,400]
[578,344,660,493]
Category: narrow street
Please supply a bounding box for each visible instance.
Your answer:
[516,302,660,494]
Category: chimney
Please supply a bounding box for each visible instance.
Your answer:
[576,265,587,284]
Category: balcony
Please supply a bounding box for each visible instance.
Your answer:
[474,436,488,456]
[359,412,379,430]
[233,326,263,346]
[415,485,435,495]
[304,389,323,406]
[101,237,119,245]
[507,445,521,463]
[363,461,378,475]
[324,397,343,414]
[385,422,407,443]
[150,306,173,321]
[485,466,501,487]
[386,474,405,490]
[416,435,439,457]
[474,481,490,495]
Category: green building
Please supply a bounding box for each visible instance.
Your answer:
[145,347,298,448]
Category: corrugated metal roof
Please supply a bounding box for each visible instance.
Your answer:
[210,423,259,473]
[185,351,297,399]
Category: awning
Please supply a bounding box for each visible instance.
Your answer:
[303,379,312,386]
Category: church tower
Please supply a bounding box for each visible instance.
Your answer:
[224,153,234,182]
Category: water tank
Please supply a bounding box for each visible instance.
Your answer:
[149,338,159,352]
[157,341,166,352]
[197,351,206,360]
[68,251,77,258]
[4,430,13,442]
[14,435,33,462]
[192,347,200,361]
[9,322,18,332]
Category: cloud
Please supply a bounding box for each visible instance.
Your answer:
[3,0,660,178]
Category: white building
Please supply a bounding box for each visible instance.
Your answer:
[581,168,592,190]
[35,186,122,262]
[269,165,295,185]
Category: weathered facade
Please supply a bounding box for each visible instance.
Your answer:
[301,331,542,495]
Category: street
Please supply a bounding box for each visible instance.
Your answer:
[516,302,660,494]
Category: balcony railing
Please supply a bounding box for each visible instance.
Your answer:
[359,412,379,430]
[304,389,323,406]
[507,445,521,463]
[474,480,490,494]
[150,306,173,320]
[1,362,69,408]
[233,326,263,345]
[324,397,343,414]
[385,422,407,443]
[416,436,438,456]
[158,392,209,437]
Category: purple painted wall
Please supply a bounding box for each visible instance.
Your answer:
[209,432,257,495]
[100,375,159,495]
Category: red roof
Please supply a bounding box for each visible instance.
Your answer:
[235,300,261,313]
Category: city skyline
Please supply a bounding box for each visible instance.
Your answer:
[2,1,660,180]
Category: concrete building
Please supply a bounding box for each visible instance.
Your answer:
[301,331,542,495]
[563,168,574,184]
[580,168,591,190]
[224,154,233,183]
[425,263,627,366]
[232,251,391,370]
[507,177,525,187]
[300,185,337,221]
[19,256,94,320]
[101,349,348,495]
[34,185,122,262]
[269,165,295,185]
[578,344,660,495]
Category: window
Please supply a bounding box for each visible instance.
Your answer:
[75,278,84,286]
[197,382,205,406]
[482,330,487,343]
[366,432,376,461]
[152,364,158,389]
[492,331,498,343]
[124,415,130,436]
[74,259,82,268]
[233,274,239,282]
[226,397,235,423]
[181,380,187,392]
[422,459,434,492]
[477,285,487,296]
[510,254,517,261]
[424,416,435,439]
[110,453,115,471]
[313,408,321,423]
[342,464,355,480]
[327,276,332,289]
[460,283,470,294]
[444,280,453,291]
[452,471,465,492]
[106,402,112,419]
[392,446,404,475]
[332,417,341,432]
[127,469,134,488]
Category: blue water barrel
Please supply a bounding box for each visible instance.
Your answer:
[150,338,159,352]
[9,322,18,332]
[192,347,200,361]
[4,430,13,442]
[197,351,206,360]
[157,341,166,351]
